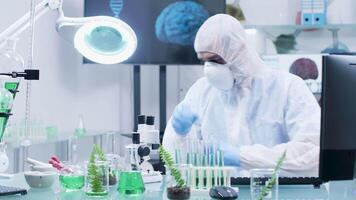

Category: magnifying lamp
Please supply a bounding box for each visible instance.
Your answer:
[0,0,137,64]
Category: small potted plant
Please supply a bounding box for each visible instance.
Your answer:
[159,146,191,200]
[85,145,109,197]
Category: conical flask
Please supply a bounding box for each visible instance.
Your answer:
[0,38,23,141]
[74,114,86,137]
[117,133,145,195]
[0,87,13,140]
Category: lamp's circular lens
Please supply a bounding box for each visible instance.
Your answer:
[74,18,137,64]
[86,26,124,54]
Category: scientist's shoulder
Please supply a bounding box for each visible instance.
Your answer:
[191,77,212,88]
[186,77,214,94]
[255,68,304,83]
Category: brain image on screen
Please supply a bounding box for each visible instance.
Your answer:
[289,58,319,80]
[155,1,209,46]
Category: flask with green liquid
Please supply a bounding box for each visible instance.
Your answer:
[117,133,145,196]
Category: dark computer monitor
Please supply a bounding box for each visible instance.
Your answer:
[320,55,356,182]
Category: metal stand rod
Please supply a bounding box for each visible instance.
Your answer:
[159,65,167,143]
[13,148,20,173]
[133,65,141,131]
[55,140,68,161]
[132,64,167,140]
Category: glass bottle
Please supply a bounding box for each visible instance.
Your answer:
[74,115,86,138]
[117,133,145,196]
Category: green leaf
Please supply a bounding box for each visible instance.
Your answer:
[87,145,104,193]
[159,145,186,188]
[258,150,287,200]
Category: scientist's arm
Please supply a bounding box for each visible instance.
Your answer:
[162,79,204,154]
[239,77,320,174]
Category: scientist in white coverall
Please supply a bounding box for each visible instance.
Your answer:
[163,14,320,177]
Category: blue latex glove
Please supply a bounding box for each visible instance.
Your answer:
[220,144,241,166]
[171,103,198,135]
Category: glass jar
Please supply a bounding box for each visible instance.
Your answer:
[106,154,121,186]
[59,164,85,192]
[85,161,109,197]
[250,169,279,200]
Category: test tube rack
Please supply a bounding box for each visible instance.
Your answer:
[179,165,235,192]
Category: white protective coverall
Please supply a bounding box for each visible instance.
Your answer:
[163,14,320,177]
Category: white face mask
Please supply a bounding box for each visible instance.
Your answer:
[204,62,234,91]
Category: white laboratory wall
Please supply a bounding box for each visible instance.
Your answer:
[0,0,136,172]
[1,0,129,134]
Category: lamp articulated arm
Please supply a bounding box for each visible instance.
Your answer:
[0,0,63,49]
[0,0,138,64]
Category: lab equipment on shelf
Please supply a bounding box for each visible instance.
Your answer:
[74,115,86,138]
[301,0,327,25]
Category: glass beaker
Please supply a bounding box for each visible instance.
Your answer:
[59,164,85,192]
[250,169,279,200]
[106,154,120,186]
[85,160,109,197]
[166,164,192,200]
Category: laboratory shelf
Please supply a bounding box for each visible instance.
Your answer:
[243,23,356,32]
[4,130,120,148]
